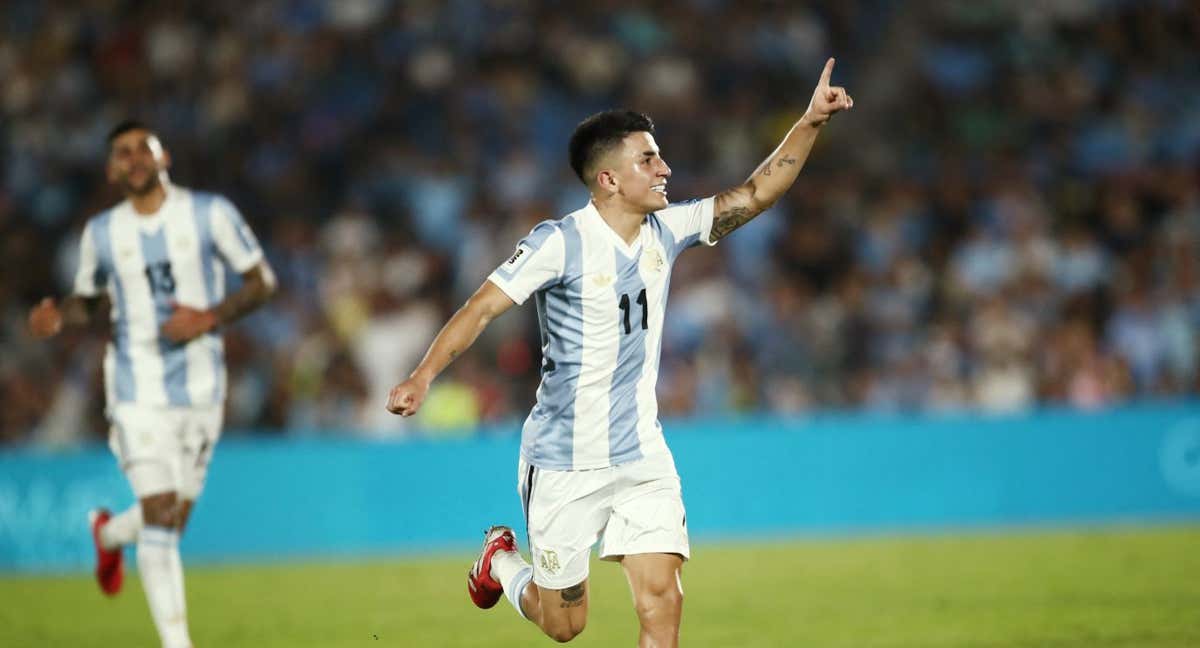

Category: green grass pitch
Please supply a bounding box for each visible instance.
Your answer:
[3,525,1198,647]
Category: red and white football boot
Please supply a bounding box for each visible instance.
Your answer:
[89,508,124,596]
[467,525,517,609]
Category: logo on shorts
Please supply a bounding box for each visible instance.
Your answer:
[538,549,561,575]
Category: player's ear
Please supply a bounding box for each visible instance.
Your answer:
[595,169,618,194]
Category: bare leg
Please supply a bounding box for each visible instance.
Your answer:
[140,492,180,528]
[177,499,194,533]
[621,553,684,648]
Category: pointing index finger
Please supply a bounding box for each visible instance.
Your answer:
[819,57,836,86]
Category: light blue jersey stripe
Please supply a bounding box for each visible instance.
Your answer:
[526,218,583,467]
[192,192,224,403]
[607,247,647,463]
[140,227,191,406]
[92,211,136,402]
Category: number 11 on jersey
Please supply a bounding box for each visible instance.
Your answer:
[618,289,648,335]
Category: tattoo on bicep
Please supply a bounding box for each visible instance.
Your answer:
[559,583,586,608]
[448,350,458,360]
[711,206,755,241]
[776,156,797,168]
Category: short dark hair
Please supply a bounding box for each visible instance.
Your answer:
[568,110,655,185]
[107,120,152,145]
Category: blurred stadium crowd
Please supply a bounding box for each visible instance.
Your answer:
[2,0,1198,444]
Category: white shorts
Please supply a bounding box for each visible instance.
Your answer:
[517,451,690,590]
[107,403,223,500]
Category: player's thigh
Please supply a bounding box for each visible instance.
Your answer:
[177,405,223,501]
[517,457,612,591]
[599,453,690,562]
[108,403,183,498]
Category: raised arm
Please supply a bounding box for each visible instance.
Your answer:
[710,57,853,242]
[386,280,516,417]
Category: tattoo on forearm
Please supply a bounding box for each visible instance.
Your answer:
[711,206,755,241]
[448,349,458,360]
[214,275,272,326]
[762,156,798,178]
[559,583,585,608]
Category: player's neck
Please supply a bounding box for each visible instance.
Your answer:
[591,198,644,246]
[128,181,168,216]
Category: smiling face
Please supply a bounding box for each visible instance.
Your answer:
[594,131,672,213]
[107,128,170,197]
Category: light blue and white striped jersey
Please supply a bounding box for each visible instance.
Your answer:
[488,197,716,470]
[73,184,265,410]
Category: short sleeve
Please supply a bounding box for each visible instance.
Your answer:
[653,196,716,258]
[210,195,265,273]
[486,221,565,305]
[73,221,106,297]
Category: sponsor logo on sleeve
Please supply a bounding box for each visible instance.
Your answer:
[504,244,533,272]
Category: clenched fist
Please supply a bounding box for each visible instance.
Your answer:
[387,376,431,417]
[28,297,63,338]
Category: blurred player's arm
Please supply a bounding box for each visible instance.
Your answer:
[162,261,278,343]
[28,294,110,338]
[711,57,853,242]
[386,281,516,417]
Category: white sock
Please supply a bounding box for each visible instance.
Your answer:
[490,550,533,620]
[100,505,143,549]
[137,526,192,648]
[168,538,188,622]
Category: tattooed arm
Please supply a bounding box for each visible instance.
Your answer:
[386,280,516,417]
[710,57,853,242]
[161,261,278,343]
[213,262,277,325]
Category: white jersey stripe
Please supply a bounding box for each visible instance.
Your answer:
[573,220,617,466]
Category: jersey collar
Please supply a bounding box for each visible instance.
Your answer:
[581,200,643,258]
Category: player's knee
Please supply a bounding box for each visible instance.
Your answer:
[541,612,586,643]
[634,581,683,621]
[546,620,585,643]
[140,492,179,527]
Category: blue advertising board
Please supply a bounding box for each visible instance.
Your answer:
[3,402,1199,573]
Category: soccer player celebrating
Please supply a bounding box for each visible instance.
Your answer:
[28,121,276,648]
[387,59,852,646]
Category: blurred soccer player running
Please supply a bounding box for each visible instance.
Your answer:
[387,59,852,646]
[28,122,276,648]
